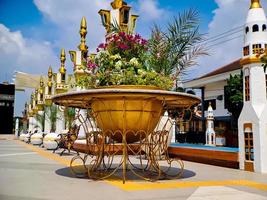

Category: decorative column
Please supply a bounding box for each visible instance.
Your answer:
[28,94,34,132]
[15,118,19,138]
[55,48,68,133]
[205,103,215,146]
[36,77,45,132]
[69,17,90,139]
[69,17,89,81]
[44,66,54,132]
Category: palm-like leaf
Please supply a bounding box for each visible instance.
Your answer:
[36,112,45,131]
[64,107,76,130]
[44,104,58,132]
[148,9,208,80]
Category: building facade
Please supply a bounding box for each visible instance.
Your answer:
[238,0,267,173]
[0,83,15,134]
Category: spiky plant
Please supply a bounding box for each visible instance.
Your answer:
[64,107,76,130]
[44,104,58,132]
[148,9,208,80]
[35,112,45,132]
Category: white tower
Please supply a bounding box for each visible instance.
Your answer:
[238,0,267,173]
[206,103,216,146]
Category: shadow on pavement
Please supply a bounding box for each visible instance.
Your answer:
[55,164,196,181]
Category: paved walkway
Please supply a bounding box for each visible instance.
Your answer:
[0,140,267,200]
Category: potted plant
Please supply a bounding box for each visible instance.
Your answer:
[76,9,207,90]
[56,10,206,143]
[215,127,226,146]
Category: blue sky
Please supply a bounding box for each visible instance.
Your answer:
[0,0,217,52]
[0,0,266,116]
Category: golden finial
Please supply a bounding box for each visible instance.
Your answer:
[59,48,66,74]
[48,66,53,78]
[111,0,126,9]
[40,76,44,87]
[78,17,88,53]
[250,0,261,9]
[34,89,38,103]
[31,93,34,102]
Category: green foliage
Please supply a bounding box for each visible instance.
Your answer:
[225,74,243,126]
[36,112,45,131]
[75,9,207,90]
[148,9,208,79]
[44,104,58,132]
[64,107,76,130]
[261,54,267,72]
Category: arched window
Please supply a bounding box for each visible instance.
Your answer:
[252,24,259,32]
[245,26,249,34]
[244,124,254,165]
[263,24,267,31]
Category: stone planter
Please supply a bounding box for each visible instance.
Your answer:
[216,136,226,146]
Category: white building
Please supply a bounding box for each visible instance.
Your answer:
[238,0,267,173]
[184,59,242,146]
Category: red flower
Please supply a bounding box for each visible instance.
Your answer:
[118,43,129,50]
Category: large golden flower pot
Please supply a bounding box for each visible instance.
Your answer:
[91,96,163,143]
[52,86,200,143]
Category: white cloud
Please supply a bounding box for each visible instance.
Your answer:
[193,0,267,78]
[136,0,166,21]
[0,0,168,116]
[33,0,110,52]
[0,24,57,78]
[0,24,58,116]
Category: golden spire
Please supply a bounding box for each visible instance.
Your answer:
[48,66,53,79]
[111,0,126,9]
[78,17,88,53]
[250,0,262,9]
[39,76,44,87]
[59,48,66,74]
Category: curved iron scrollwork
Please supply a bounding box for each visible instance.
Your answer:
[69,102,188,183]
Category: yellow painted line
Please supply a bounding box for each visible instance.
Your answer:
[106,179,267,191]
[16,140,71,166]
[16,140,267,192]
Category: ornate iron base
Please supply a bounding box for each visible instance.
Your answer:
[70,110,184,183]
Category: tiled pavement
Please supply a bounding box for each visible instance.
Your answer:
[0,140,267,200]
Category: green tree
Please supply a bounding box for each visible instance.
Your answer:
[261,54,267,71]
[224,74,243,128]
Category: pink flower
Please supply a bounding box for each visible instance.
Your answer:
[141,39,147,45]
[98,43,107,49]
[87,62,97,69]
[118,32,126,37]
[118,43,129,50]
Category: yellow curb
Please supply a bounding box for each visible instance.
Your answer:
[16,140,70,166]
[16,140,267,192]
[106,179,267,191]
